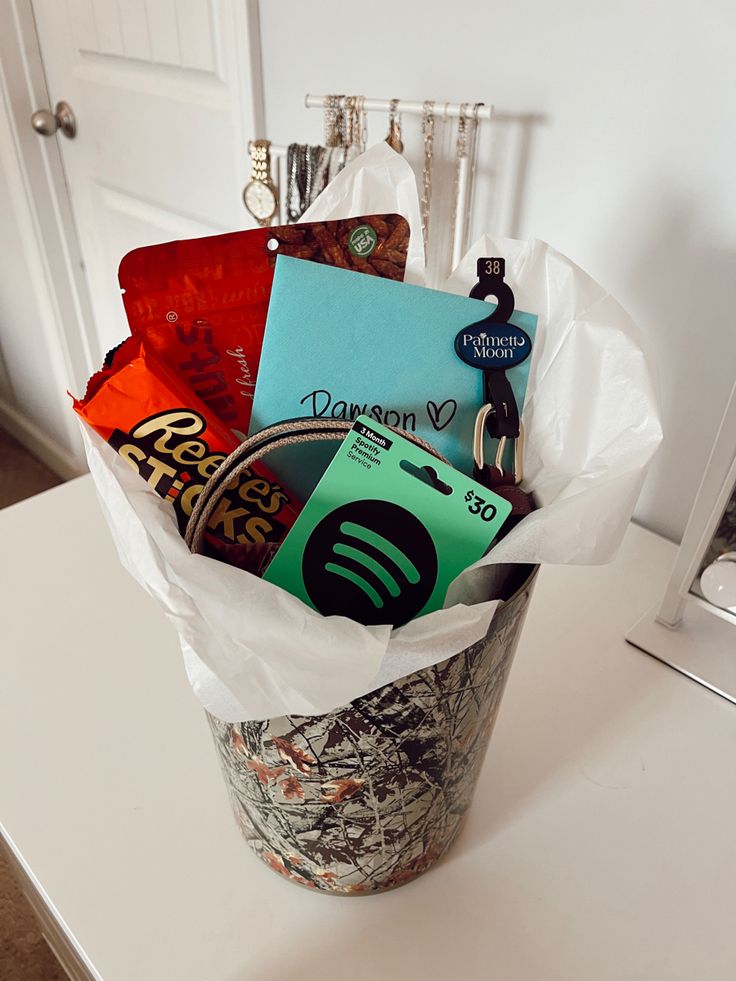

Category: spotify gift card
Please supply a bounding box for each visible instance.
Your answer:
[263,417,512,627]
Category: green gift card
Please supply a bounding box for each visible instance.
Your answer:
[263,417,512,627]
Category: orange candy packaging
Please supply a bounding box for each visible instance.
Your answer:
[73,336,298,570]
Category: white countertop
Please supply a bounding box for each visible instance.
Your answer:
[1,476,735,981]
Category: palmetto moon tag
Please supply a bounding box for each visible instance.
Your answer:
[454,320,532,371]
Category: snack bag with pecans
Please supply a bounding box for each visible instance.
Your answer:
[119,215,409,437]
[73,336,299,571]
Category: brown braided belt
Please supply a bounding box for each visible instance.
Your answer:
[184,418,447,557]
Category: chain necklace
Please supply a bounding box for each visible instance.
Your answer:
[356,95,368,151]
[421,100,435,253]
[286,144,324,222]
[286,143,300,222]
[463,103,484,247]
[304,145,315,206]
[450,103,469,256]
[386,98,403,153]
[323,95,335,146]
[324,94,346,148]
[343,95,356,146]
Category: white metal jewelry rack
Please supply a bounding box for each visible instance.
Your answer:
[257,94,493,271]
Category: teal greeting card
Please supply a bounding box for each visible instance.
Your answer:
[250,256,537,501]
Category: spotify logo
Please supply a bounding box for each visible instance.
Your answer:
[302,500,437,627]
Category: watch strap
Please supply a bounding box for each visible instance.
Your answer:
[250,139,272,184]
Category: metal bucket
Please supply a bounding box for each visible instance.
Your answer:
[207,564,537,894]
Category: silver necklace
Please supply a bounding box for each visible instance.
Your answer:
[324,95,345,148]
[450,103,469,254]
[421,100,435,253]
[463,103,483,247]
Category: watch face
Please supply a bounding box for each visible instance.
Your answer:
[243,180,276,221]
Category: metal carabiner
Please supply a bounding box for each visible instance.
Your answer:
[473,404,524,483]
[473,404,500,475]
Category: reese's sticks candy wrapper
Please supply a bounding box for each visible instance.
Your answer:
[118,215,410,436]
[73,336,299,557]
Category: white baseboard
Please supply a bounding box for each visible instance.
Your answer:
[0,397,86,482]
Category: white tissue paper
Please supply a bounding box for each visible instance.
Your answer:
[81,144,662,722]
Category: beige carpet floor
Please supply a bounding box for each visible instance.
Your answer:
[0,427,66,979]
[0,428,62,508]
[0,848,66,981]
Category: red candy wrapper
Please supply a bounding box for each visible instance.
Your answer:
[118,215,409,436]
[73,336,299,562]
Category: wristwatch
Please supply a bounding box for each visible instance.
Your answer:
[243,140,278,226]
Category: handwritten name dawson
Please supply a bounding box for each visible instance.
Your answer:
[300,390,417,430]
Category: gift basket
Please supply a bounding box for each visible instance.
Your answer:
[72,142,662,894]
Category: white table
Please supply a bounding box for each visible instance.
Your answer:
[1,476,735,981]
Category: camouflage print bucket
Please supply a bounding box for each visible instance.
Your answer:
[207,563,537,895]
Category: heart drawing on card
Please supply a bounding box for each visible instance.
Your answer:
[426,399,457,431]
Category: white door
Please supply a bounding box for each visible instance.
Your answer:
[31,0,263,361]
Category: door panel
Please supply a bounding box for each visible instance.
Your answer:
[32,0,260,357]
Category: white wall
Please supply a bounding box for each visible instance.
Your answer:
[259,0,736,544]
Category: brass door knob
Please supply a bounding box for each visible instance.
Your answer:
[31,101,76,139]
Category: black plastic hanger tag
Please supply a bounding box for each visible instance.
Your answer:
[456,257,527,440]
[468,257,514,314]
